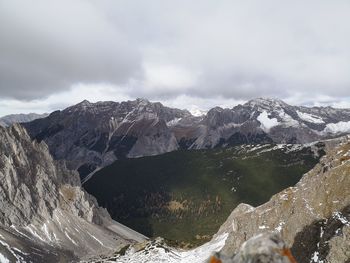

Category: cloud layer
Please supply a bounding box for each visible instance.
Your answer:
[1,0,350,115]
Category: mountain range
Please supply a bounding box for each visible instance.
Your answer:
[22,97,350,181]
[0,98,349,262]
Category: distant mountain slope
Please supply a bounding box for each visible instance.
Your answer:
[23,97,350,180]
[23,99,194,181]
[0,112,48,127]
[0,124,145,262]
[84,142,325,246]
[176,97,350,149]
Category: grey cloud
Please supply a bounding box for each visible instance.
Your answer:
[1,0,350,105]
[0,0,141,99]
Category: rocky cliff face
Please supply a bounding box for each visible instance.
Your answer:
[214,135,350,262]
[0,124,146,262]
[23,98,350,181]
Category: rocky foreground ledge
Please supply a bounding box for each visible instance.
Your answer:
[215,136,350,263]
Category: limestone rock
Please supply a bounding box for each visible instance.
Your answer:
[0,124,146,262]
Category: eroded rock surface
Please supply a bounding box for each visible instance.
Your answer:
[215,136,350,262]
[0,124,146,262]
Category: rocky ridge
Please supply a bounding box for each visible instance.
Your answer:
[182,98,350,149]
[23,99,194,181]
[23,98,350,181]
[0,113,48,127]
[0,124,146,262]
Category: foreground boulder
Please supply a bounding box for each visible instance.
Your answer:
[211,233,297,263]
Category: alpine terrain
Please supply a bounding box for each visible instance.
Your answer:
[0,124,145,262]
[23,98,350,182]
[0,99,349,263]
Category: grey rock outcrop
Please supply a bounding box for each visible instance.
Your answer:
[212,233,297,263]
[214,135,350,262]
[0,124,146,262]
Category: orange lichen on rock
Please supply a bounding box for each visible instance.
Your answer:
[279,248,298,263]
[209,255,222,263]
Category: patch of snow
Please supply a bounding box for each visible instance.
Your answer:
[25,225,46,242]
[12,247,29,256]
[280,194,289,201]
[0,253,9,263]
[190,108,207,117]
[41,223,53,242]
[115,233,228,263]
[258,225,269,230]
[278,110,300,127]
[167,118,182,126]
[320,226,324,238]
[64,231,78,246]
[324,121,350,134]
[10,225,33,241]
[275,222,285,232]
[296,111,324,124]
[257,111,279,132]
[0,237,26,262]
[333,212,350,226]
[311,251,321,262]
[87,233,104,246]
[246,144,269,153]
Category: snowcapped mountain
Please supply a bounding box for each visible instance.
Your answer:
[176,97,350,149]
[22,97,350,181]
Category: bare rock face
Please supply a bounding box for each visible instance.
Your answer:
[215,135,350,262]
[0,124,146,262]
[23,99,190,181]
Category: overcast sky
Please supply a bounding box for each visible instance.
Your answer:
[1,0,350,116]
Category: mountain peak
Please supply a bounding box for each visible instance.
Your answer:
[245,97,288,109]
[135,98,151,105]
[78,99,91,105]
